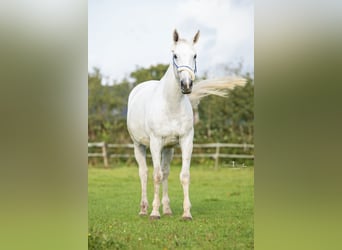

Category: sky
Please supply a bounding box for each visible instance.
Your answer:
[88,0,254,84]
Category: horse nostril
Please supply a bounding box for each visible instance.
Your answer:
[189,80,193,88]
[180,80,185,88]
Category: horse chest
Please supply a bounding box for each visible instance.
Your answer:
[165,118,187,134]
[149,113,192,138]
[160,119,190,147]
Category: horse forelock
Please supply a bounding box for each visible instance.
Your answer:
[172,38,195,51]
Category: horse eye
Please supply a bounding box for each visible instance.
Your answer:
[173,54,178,59]
[194,54,197,59]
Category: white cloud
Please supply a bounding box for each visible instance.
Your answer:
[175,0,254,77]
[88,0,253,81]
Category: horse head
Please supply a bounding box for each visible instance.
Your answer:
[172,29,200,94]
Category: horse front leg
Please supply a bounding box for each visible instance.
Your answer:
[179,129,194,220]
[149,136,163,219]
[134,144,148,216]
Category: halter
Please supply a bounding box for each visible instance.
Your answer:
[173,56,197,81]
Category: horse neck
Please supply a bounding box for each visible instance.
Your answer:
[160,65,184,105]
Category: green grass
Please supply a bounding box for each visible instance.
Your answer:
[88,165,254,249]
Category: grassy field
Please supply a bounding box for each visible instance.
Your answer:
[88,165,254,249]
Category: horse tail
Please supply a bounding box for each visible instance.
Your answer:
[189,77,247,109]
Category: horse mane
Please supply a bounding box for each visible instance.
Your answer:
[189,77,247,108]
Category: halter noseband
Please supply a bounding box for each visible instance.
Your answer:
[173,56,197,81]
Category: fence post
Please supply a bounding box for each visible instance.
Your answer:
[102,142,109,167]
[214,143,220,169]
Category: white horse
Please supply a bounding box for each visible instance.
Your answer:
[127,30,246,220]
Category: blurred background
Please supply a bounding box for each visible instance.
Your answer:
[1,0,342,249]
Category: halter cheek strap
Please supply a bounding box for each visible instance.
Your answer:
[173,57,197,81]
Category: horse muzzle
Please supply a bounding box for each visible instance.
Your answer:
[181,79,193,94]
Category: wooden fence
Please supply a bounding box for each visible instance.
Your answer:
[88,142,254,168]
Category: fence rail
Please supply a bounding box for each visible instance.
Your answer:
[88,142,254,168]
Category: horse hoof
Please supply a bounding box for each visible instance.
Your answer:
[182,216,192,221]
[139,212,148,217]
[149,215,161,220]
[163,212,173,217]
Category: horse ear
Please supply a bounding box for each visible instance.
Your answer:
[193,30,200,44]
[173,29,179,43]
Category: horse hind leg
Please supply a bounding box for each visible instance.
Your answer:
[134,144,148,216]
[161,147,174,216]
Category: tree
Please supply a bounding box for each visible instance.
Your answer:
[195,73,254,143]
[130,64,168,86]
[88,64,254,145]
[88,68,130,142]
[88,64,169,143]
